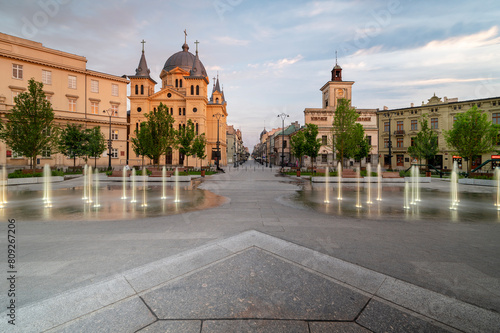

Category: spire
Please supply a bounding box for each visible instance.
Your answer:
[221,84,226,102]
[182,29,189,52]
[135,40,151,77]
[331,50,342,82]
[214,73,221,93]
[189,40,204,77]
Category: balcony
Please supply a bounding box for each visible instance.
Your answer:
[393,130,405,136]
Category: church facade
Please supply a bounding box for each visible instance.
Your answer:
[128,38,227,167]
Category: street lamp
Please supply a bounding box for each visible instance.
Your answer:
[213,112,224,170]
[277,113,289,169]
[103,108,114,170]
[383,112,393,170]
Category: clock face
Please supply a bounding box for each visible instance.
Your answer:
[337,89,344,97]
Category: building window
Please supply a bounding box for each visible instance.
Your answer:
[175,79,179,88]
[397,121,403,131]
[42,127,51,137]
[283,140,287,148]
[322,154,327,163]
[12,64,23,79]
[42,147,51,158]
[112,84,119,96]
[431,117,438,129]
[91,80,99,93]
[90,101,99,114]
[111,130,119,140]
[68,75,76,89]
[179,79,182,88]
[11,150,23,158]
[42,70,52,85]
[183,108,186,115]
[493,113,500,125]
[384,122,390,132]
[366,136,371,144]
[321,135,327,145]
[397,154,404,166]
[397,137,404,148]
[111,148,118,158]
[11,91,21,104]
[411,137,415,146]
[196,85,200,95]
[45,94,52,103]
[411,119,418,131]
[179,124,182,131]
[140,85,144,95]
[179,108,182,115]
[190,86,194,95]
[135,85,138,95]
[111,104,118,116]
[69,98,77,112]
[196,123,198,135]
[384,138,389,148]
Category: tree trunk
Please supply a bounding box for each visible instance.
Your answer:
[73,156,76,167]
[94,157,97,169]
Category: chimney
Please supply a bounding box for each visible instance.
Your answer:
[383,106,388,110]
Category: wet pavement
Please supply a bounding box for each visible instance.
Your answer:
[0,161,499,332]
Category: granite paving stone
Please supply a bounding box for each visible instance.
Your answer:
[308,322,372,333]
[137,320,202,332]
[201,319,309,332]
[356,299,455,333]
[142,247,370,320]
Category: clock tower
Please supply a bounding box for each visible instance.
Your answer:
[320,58,354,109]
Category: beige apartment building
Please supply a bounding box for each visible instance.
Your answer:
[0,32,129,168]
[304,61,378,167]
[378,94,500,171]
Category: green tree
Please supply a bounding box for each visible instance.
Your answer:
[85,126,106,169]
[0,78,59,170]
[131,123,153,168]
[350,123,372,163]
[407,115,438,171]
[332,98,359,166]
[144,103,176,168]
[290,130,306,168]
[303,123,322,169]
[192,133,207,168]
[444,105,498,173]
[58,124,88,167]
[178,119,196,167]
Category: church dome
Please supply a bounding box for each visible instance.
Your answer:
[163,43,207,76]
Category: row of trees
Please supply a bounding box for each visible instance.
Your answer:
[131,103,206,168]
[0,79,107,170]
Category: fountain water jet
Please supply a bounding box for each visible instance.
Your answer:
[174,167,180,203]
[403,181,410,209]
[93,168,101,208]
[141,167,148,207]
[366,163,372,204]
[161,166,167,200]
[450,161,459,210]
[337,162,342,201]
[324,166,330,203]
[87,166,93,204]
[355,167,362,208]
[376,163,382,201]
[130,168,137,203]
[82,165,88,201]
[121,166,127,199]
[0,165,7,208]
[43,164,52,208]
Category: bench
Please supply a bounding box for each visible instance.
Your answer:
[342,169,362,178]
[147,169,173,177]
[109,170,131,177]
[382,171,402,178]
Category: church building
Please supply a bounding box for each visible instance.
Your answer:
[128,36,227,167]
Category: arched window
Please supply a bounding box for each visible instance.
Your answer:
[175,79,178,88]
[136,122,138,132]
[183,124,186,130]
[179,124,182,131]
[196,85,199,95]
[178,108,181,116]
[216,98,219,103]
[135,85,138,95]
[153,107,156,113]
[190,86,194,95]
[140,85,144,95]
[183,108,185,115]
[179,80,182,88]
[196,123,198,135]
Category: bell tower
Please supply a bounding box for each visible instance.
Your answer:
[320,51,354,109]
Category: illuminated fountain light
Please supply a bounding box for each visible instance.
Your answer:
[93,168,101,208]
[82,165,88,201]
[0,165,7,208]
[403,181,410,210]
[130,168,137,203]
[324,166,330,204]
[141,167,148,207]
[366,163,373,204]
[355,167,362,208]
[161,166,167,200]
[121,166,127,200]
[86,166,93,204]
[174,167,180,203]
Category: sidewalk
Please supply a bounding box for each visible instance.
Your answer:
[1,161,499,332]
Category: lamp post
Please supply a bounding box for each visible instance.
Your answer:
[213,112,224,169]
[103,108,114,170]
[384,112,393,170]
[277,113,289,168]
[233,140,237,167]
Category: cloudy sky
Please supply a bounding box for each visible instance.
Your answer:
[1,0,499,149]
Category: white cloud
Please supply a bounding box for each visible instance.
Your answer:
[213,36,250,46]
[266,54,304,69]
